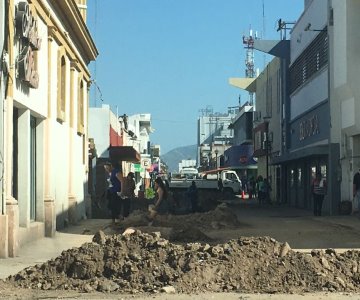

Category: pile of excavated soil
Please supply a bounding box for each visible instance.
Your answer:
[100,204,238,243]
[119,204,239,231]
[7,230,360,294]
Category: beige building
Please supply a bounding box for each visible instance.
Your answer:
[0,0,97,258]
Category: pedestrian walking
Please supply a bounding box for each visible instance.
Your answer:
[311,171,327,216]
[104,161,124,223]
[186,181,199,213]
[257,176,266,205]
[121,172,136,218]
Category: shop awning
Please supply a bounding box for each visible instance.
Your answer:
[109,146,141,163]
[271,145,329,165]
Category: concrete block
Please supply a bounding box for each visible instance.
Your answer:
[0,215,8,258]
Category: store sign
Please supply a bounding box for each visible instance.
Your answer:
[134,164,143,172]
[299,114,319,141]
[15,1,41,88]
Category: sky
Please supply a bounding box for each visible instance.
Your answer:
[86,0,304,154]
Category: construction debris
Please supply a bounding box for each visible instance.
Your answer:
[6,229,360,294]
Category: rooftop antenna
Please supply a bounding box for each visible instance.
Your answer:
[242,25,259,106]
[262,0,266,68]
[276,18,296,40]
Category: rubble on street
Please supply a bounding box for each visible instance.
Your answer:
[5,227,360,295]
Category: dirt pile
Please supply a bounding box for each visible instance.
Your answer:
[7,230,360,294]
[100,204,238,243]
[119,204,239,231]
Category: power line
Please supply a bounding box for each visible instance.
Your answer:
[152,118,196,124]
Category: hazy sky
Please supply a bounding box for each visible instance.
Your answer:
[86,0,304,154]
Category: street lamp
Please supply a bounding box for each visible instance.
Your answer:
[263,117,271,182]
[215,149,219,169]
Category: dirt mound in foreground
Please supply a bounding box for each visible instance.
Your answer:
[7,230,360,294]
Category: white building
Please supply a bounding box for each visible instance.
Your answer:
[0,0,97,258]
[197,110,235,170]
[89,104,123,159]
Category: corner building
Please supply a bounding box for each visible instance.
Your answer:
[273,0,360,214]
[0,0,97,258]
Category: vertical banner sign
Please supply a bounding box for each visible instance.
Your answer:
[15,1,41,88]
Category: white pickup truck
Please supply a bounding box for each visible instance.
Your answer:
[168,169,242,198]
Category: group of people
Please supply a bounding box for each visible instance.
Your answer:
[104,161,170,224]
[104,161,135,224]
[241,176,271,205]
[103,161,360,221]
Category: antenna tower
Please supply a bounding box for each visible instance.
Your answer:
[242,27,258,106]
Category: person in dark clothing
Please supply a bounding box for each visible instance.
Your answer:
[248,177,255,199]
[311,172,327,216]
[105,162,123,223]
[353,169,360,214]
[154,177,168,213]
[121,172,135,218]
[256,175,265,205]
[187,181,199,213]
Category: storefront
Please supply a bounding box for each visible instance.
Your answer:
[224,145,257,182]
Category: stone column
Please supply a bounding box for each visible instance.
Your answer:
[44,33,55,237]
[68,62,77,224]
[6,199,19,257]
[17,109,30,228]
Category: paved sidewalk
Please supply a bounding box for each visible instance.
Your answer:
[0,232,92,279]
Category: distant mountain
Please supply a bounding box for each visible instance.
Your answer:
[161,144,197,172]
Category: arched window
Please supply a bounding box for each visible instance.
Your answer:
[57,48,67,122]
[77,76,85,135]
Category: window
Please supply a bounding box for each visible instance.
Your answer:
[77,76,85,135]
[57,48,67,122]
[290,30,328,94]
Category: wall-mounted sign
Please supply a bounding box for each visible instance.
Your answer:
[299,114,319,141]
[142,158,151,170]
[15,1,41,88]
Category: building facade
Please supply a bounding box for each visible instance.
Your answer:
[0,0,97,258]
[197,109,235,170]
[250,0,360,214]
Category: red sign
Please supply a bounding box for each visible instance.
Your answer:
[239,156,248,164]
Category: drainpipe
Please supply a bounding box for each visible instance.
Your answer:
[0,0,7,215]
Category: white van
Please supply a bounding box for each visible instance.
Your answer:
[179,167,199,179]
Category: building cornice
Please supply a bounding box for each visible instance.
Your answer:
[48,0,98,62]
[32,0,96,80]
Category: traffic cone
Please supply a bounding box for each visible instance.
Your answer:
[241,190,245,200]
